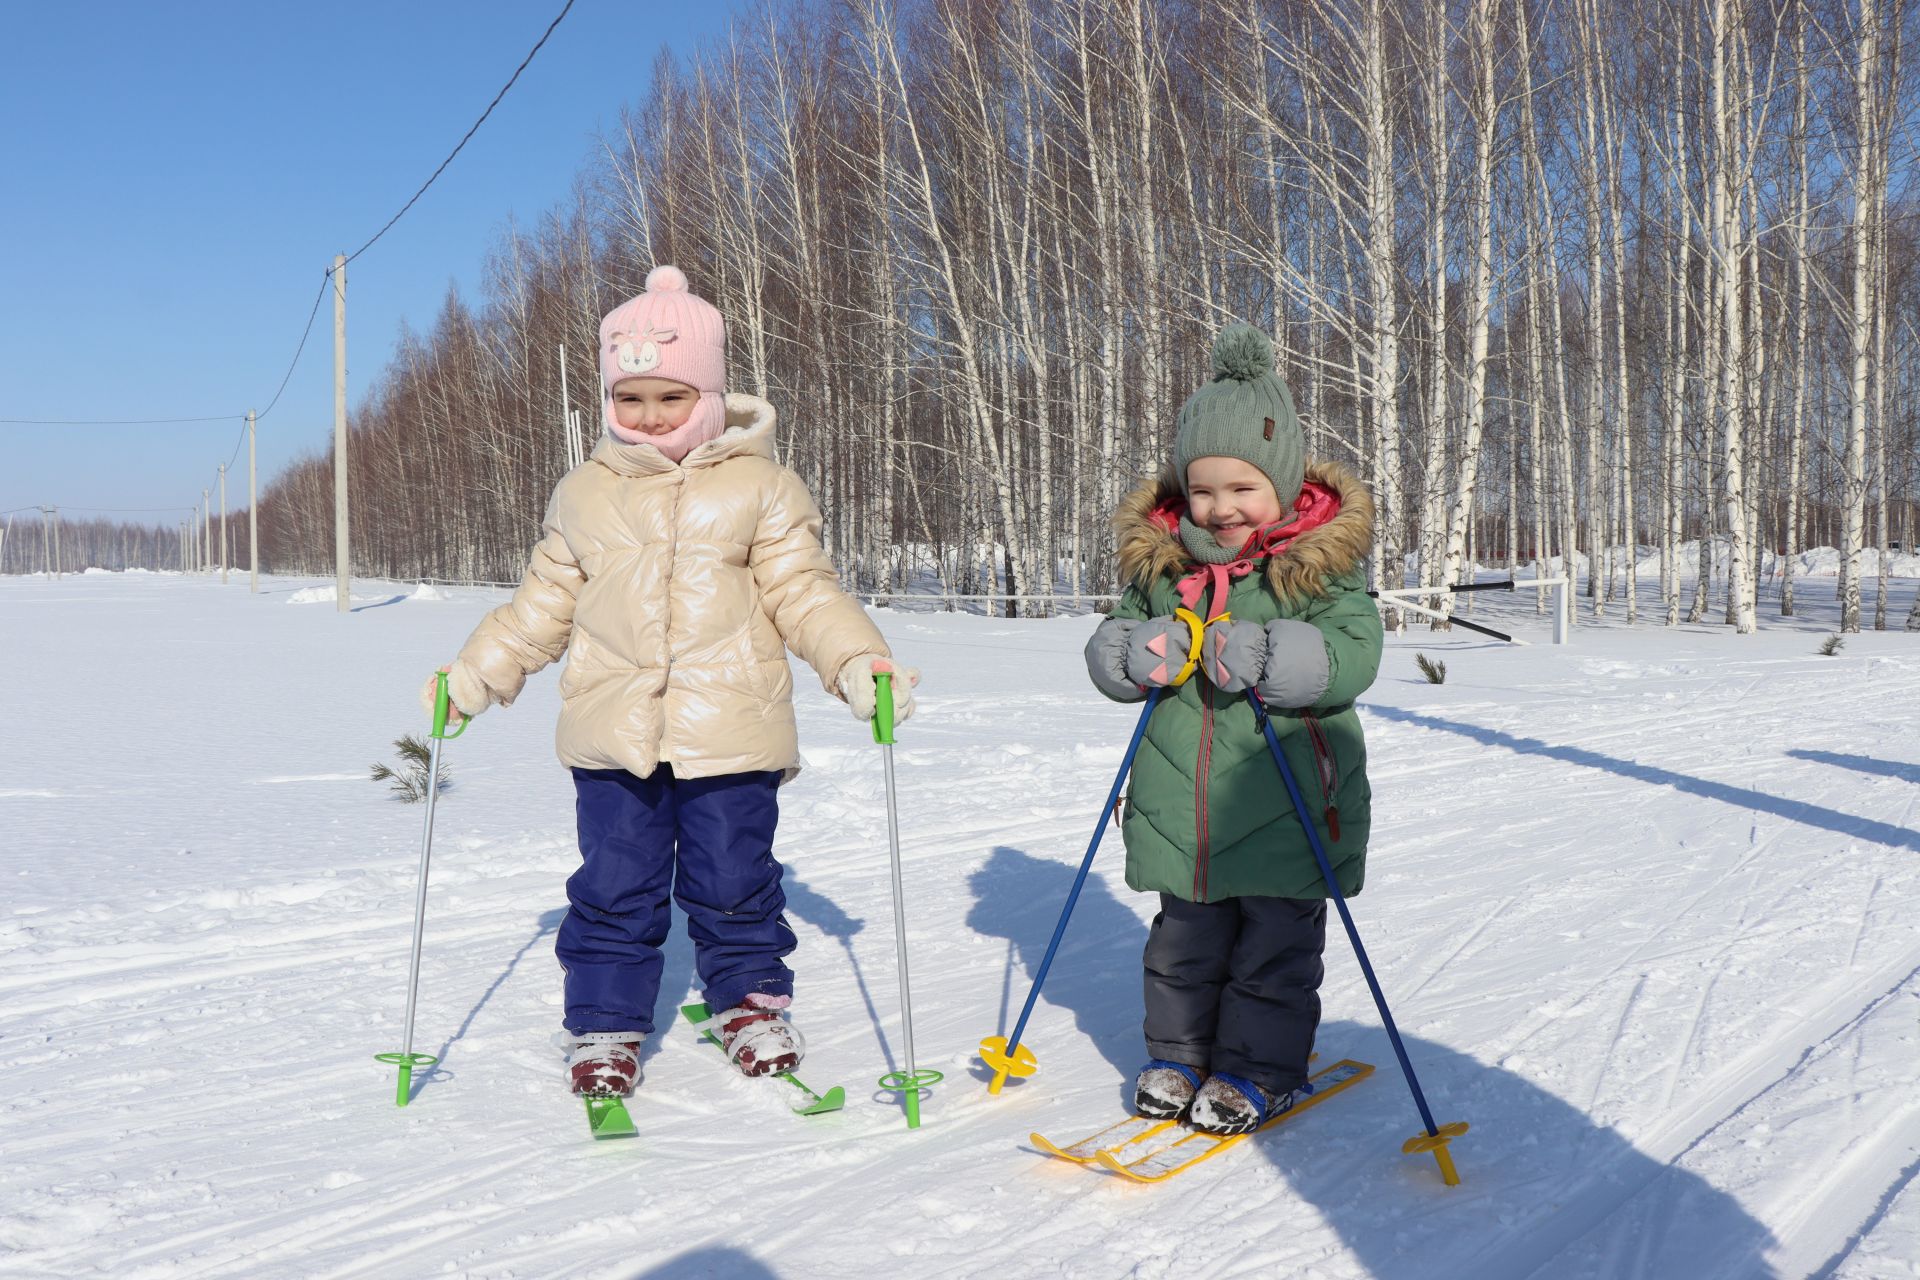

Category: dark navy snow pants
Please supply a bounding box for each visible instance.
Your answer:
[1141,893,1327,1094]
[559,766,796,1036]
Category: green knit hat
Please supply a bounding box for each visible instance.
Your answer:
[1174,323,1304,503]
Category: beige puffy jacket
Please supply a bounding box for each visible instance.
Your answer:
[448,392,888,781]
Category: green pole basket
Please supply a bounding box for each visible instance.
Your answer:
[373,1051,440,1107]
[878,1067,944,1129]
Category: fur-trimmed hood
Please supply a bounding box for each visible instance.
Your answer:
[1114,459,1376,602]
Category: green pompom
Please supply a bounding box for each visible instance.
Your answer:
[1211,323,1273,381]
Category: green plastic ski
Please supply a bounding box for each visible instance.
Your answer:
[583,1093,637,1140]
[680,1002,845,1115]
[1034,1058,1374,1182]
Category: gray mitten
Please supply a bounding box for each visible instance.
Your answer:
[1253,619,1332,708]
[1084,618,1146,701]
[1202,619,1269,693]
[1123,616,1198,688]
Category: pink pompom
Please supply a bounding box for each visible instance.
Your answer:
[645,264,689,293]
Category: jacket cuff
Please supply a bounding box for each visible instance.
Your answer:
[1085,618,1148,702]
[443,659,492,715]
[1254,620,1330,708]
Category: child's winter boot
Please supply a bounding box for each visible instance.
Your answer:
[712,995,804,1077]
[1133,1059,1205,1120]
[567,1037,642,1097]
[1187,1072,1309,1136]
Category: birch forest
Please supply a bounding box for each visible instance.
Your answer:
[19,0,1920,633]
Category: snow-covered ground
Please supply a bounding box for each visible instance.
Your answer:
[3,571,1918,1279]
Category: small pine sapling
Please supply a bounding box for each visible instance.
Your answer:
[1415,653,1448,684]
[370,733,451,802]
[1817,633,1845,656]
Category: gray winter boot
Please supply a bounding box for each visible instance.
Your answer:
[1133,1059,1205,1120]
[1187,1072,1308,1136]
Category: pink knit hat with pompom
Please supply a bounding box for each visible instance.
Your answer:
[599,265,727,461]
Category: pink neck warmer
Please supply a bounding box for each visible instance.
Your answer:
[605,391,726,462]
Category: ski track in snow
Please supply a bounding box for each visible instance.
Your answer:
[3,572,1918,1279]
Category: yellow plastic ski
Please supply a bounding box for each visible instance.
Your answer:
[1031,1053,1322,1166]
[1032,1113,1181,1164]
[1092,1060,1374,1183]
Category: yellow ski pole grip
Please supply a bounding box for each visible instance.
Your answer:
[1169,608,1209,687]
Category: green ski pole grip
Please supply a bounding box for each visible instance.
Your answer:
[432,670,468,740]
[872,671,896,745]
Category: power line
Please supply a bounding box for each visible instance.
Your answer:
[223,417,249,471]
[342,0,576,266]
[4,0,577,508]
[256,272,332,421]
[0,414,241,425]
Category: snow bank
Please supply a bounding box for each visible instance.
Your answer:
[285,584,393,606]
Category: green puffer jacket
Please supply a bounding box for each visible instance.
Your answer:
[1090,461,1382,903]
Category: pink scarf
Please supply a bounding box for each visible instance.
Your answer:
[1154,480,1342,619]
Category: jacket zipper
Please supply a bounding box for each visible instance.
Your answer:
[1300,711,1341,843]
[1192,567,1231,903]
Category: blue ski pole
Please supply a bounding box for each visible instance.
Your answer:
[980,686,1165,1094]
[1248,690,1468,1186]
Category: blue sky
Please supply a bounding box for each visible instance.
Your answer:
[0,0,742,524]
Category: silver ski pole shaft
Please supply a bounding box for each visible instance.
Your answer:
[871,671,940,1127]
[881,737,915,1078]
[399,730,445,1061]
[378,673,465,1106]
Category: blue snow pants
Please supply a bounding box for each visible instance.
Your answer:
[559,766,796,1036]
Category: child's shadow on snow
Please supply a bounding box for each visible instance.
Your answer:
[627,1246,780,1279]
[965,845,1781,1278]
[1264,1021,1781,1278]
[962,845,1147,1109]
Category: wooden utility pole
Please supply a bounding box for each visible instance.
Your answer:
[39,506,53,576]
[202,489,211,573]
[333,255,350,614]
[248,410,258,592]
